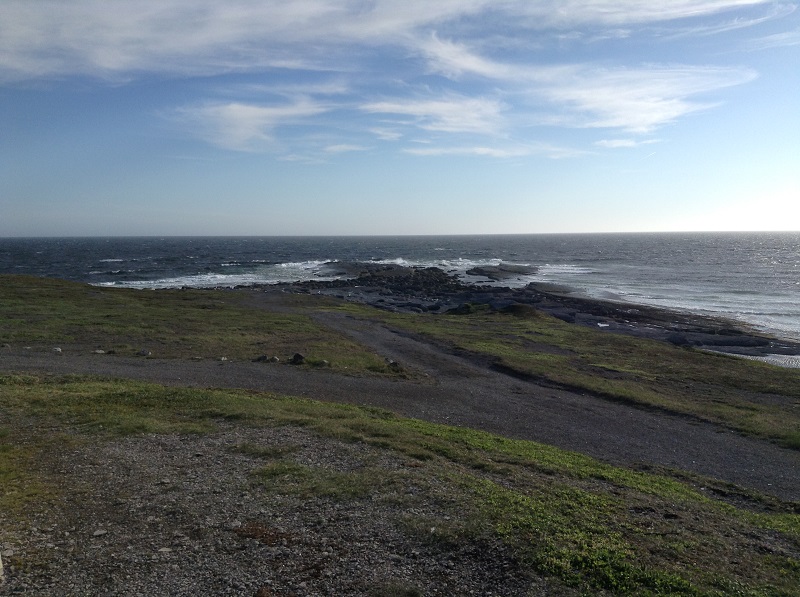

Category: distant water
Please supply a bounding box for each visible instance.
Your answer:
[1,233,798,343]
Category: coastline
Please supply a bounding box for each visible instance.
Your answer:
[255,263,800,366]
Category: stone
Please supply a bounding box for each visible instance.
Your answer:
[252,355,268,362]
[53,347,62,353]
[666,332,690,346]
[92,529,107,537]
[268,356,280,363]
[137,349,152,357]
[92,349,105,354]
[290,353,305,365]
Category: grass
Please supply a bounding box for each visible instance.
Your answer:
[0,275,405,377]
[1,373,798,595]
[326,303,800,447]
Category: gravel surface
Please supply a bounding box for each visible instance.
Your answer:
[1,424,540,596]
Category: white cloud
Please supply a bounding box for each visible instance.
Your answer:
[174,100,327,151]
[405,146,528,157]
[0,0,776,81]
[324,144,368,153]
[0,0,780,156]
[362,96,505,134]
[418,33,517,79]
[595,138,661,148]
[510,1,772,27]
[412,30,758,134]
[656,3,796,38]
[543,66,758,133]
[370,128,403,141]
[745,26,800,49]
[404,143,583,159]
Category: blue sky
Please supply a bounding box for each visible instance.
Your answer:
[2,1,798,236]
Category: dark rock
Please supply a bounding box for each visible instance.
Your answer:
[551,311,576,324]
[465,263,537,281]
[447,303,476,315]
[500,303,542,318]
[290,353,305,365]
[666,333,690,346]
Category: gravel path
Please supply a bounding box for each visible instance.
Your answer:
[2,312,798,502]
[1,423,539,596]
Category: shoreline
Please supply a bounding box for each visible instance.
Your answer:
[244,263,800,366]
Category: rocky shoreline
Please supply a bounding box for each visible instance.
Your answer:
[247,263,800,362]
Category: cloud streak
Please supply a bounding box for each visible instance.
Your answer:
[1,0,788,157]
[0,0,777,81]
[361,96,506,135]
[173,100,327,151]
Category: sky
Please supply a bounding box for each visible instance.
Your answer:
[1,1,799,237]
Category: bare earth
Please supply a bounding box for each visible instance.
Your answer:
[1,303,799,595]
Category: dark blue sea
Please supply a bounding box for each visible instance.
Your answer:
[1,233,798,344]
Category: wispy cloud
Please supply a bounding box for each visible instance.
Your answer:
[595,138,661,148]
[324,144,368,153]
[415,33,758,134]
[541,65,758,133]
[173,99,327,151]
[369,127,403,141]
[0,0,776,81]
[1,0,786,158]
[509,1,773,27]
[654,2,796,38]
[404,143,583,159]
[362,96,506,135]
[745,26,800,49]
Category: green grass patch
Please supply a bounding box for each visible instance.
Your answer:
[0,275,405,377]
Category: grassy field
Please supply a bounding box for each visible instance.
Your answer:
[0,275,406,376]
[2,275,799,594]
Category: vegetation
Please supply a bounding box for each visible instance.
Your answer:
[1,373,798,595]
[0,275,405,377]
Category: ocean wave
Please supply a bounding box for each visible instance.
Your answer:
[538,264,593,275]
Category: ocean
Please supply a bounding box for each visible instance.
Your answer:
[1,232,798,343]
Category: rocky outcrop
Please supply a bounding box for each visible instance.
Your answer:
[465,263,537,281]
[270,264,800,359]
